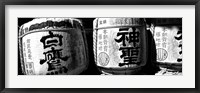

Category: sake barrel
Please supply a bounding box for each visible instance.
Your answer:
[18,18,88,75]
[150,18,182,63]
[93,18,148,75]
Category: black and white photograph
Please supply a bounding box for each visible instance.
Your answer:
[18,18,182,75]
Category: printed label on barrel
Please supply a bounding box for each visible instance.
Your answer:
[96,27,144,68]
[21,30,86,75]
[153,26,182,63]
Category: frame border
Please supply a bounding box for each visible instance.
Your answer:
[1,0,199,93]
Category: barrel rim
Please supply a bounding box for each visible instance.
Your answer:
[93,18,146,29]
[98,65,143,71]
[19,18,84,36]
[18,28,83,38]
[94,25,145,30]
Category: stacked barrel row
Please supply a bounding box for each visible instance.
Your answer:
[19,18,181,75]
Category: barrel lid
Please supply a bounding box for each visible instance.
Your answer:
[93,18,145,30]
[19,18,84,37]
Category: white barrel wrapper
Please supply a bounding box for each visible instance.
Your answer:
[19,18,88,75]
[153,26,182,63]
[93,18,147,74]
[150,18,182,63]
